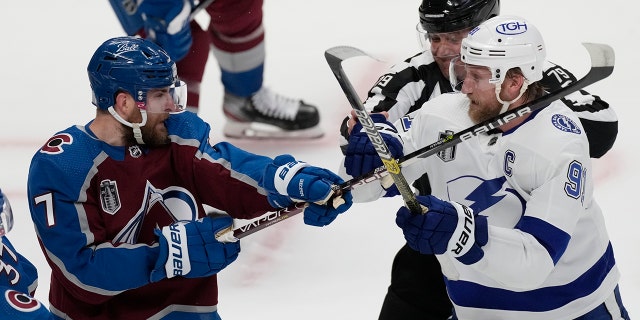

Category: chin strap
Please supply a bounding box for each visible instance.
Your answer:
[495,79,530,114]
[108,106,148,145]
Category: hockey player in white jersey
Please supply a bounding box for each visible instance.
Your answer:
[343,15,629,319]
[339,1,619,318]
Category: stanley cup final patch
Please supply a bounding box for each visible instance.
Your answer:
[437,130,457,162]
[100,179,122,215]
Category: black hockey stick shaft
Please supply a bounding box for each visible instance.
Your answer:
[325,46,423,214]
[232,203,307,239]
[336,42,614,192]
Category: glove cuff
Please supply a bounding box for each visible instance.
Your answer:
[150,228,168,282]
[163,222,191,278]
[455,215,488,265]
[272,161,309,195]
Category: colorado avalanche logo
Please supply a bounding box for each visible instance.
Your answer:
[114,181,198,244]
[39,133,73,154]
[551,114,581,134]
[4,289,41,312]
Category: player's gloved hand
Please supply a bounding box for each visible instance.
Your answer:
[0,188,14,236]
[139,0,193,61]
[150,215,240,282]
[395,195,488,265]
[261,155,352,227]
[344,113,403,197]
[302,190,353,226]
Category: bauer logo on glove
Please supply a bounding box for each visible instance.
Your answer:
[448,202,476,257]
[395,195,488,265]
[164,222,191,277]
[261,154,353,227]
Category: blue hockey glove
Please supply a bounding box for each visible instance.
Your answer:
[150,215,240,282]
[139,0,193,61]
[302,191,353,227]
[344,113,403,197]
[108,0,144,36]
[344,113,403,176]
[261,154,352,227]
[395,195,488,265]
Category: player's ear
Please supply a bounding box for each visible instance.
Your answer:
[503,70,526,99]
[113,91,135,118]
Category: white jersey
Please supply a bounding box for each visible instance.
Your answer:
[346,93,620,319]
[339,50,618,160]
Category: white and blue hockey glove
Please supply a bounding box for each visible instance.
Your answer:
[395,195,488,265]
[344,113,403,197]
[0,188,14,236]
[139,0,193,61]
[150,215,240,282]
[261,155,352,227]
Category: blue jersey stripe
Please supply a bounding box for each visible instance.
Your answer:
[446,243,615,311]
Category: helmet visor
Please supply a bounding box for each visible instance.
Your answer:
[0,192,14,236]
[417,24,471,59]
[448,57,495,93]
[142,80,188,113]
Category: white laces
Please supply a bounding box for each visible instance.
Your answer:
[251,87,300,120]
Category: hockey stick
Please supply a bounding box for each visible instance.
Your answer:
[325,46,424,214]
[232,203,306,239]
[229,42,613,240]
[333,42,614,191]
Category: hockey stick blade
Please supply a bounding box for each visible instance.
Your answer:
[326,46,424,214]
[336,42,615,192]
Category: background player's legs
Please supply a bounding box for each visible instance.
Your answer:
[176,21,211,113]
[206,0,322,139]
[378,243,453,320]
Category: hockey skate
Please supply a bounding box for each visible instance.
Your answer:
[222,87,323,139]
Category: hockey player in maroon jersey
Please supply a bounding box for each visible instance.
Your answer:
[0,189,53,319]
[27,36,351,320]
[109,0,323,139]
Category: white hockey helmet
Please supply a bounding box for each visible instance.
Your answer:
[460,15,546,84]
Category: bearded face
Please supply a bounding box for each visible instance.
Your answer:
[121,111,171,147]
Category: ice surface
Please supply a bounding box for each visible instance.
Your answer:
[0,0,636,318]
